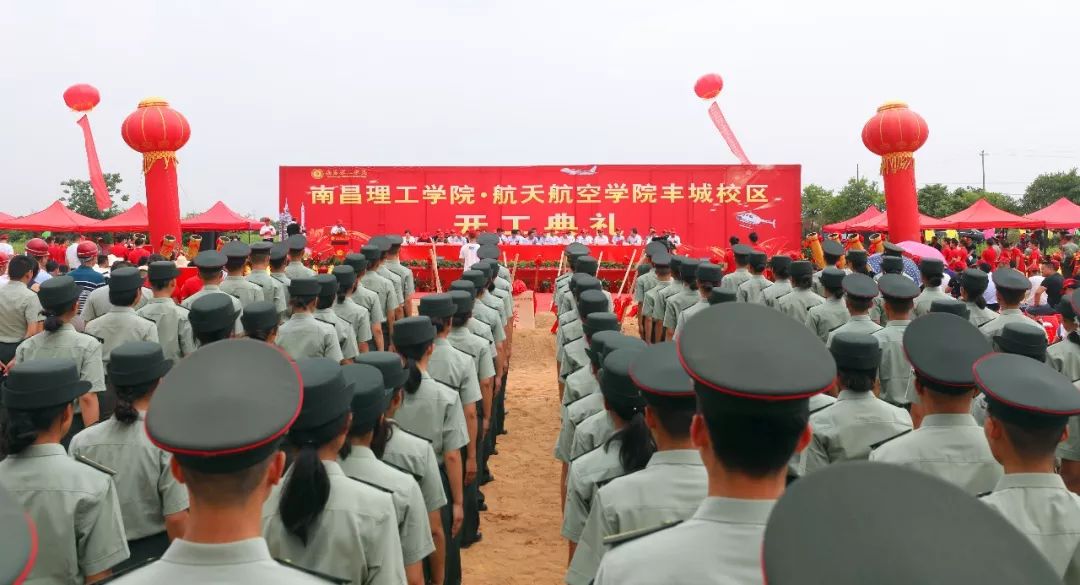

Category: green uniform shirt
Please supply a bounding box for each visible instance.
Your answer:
[352,283,386,325]
[0,281,42,342]
[393,374,470,462]
[736,274,773,305]
[826,314,882,347]
[105,538,328,584]
[262,460,406,585]
[80,285,152,323]
[873,320,912,405]
[980,308,1047,342]
[69,413,189,540]
[386,260,415,299]
[555,393,604,464]
[376,265,405,307]
[869,413,1003,495]
[137,298,196,361]
[333,298,374,346]
[0,444,130,583]
[633,271,658,303]
[219,275,264,309]
[314,308,360,361]
[805,297,851,343]
[340,445,435,566]
[663,286,697,329]
[428,338,482,405]
[361,272,397,323]
[652,281,683,322]
[569,450,707,585]
[563,365,599,407]
[593,498,775,585]
[560,336,588,382]
[283,260,315,280]
[382,422,448,512]
[472,298,506,344]
[802,389,912,475]
[777,288,825,324]
[642,279,672,322]
[966,301,999,328]
[563,438,625,543]
[85,306,159,366]
[275,312,343,362]
[480,291,508,326]
[719,268,751,294]
[556,318,583,365]
[180,286,244,334]
[761,279,792,309]
[673,299,707,339]
[448,327,496,381]
[912,286,954,317]
[571,410,616,461]
[15,324,106,394]
[466,316,497,358]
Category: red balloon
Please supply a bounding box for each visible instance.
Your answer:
[861,101,929,156]
[694,73,724,100]
[63,84,100,112]
[121,97,191,153]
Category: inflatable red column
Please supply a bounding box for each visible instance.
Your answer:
[861,101,928,244]
[121,98,190,252]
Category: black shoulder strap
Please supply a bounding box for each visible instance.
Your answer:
[347,475,394,494]
[870,428,912,450]
[382,459,423,482]
[74,453,116,476]
[431,377,462,393]
[571,441,606,463]
[275,558,351,584]
[595,472,626,490]
[451,341,479,359]
[809,401,836,415]
[976,491,993,498]
[394,425,434,444]
[602,520,683,548]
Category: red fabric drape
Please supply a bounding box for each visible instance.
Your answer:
[76,115,111,211]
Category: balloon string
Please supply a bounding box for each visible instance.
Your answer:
[707,102,751,165]
[76,114,112,211]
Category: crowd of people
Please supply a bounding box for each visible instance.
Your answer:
[2,223,1080,584]
[0,231,516,585]
[397,226,666,247]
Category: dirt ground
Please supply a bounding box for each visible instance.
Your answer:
[461,311,566,585]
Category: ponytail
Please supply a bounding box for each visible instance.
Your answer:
[279,413,348,545]
[1,403,68,456]
[396,341,432,395]
[246,326,278,343]
[113,382,156,425]
[371,417,391,458]
[604,402,655,474]
[41,301,76,333]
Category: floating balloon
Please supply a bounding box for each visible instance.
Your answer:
[63,83,110,211]
[693,73,750,165]
[63,84,100,112]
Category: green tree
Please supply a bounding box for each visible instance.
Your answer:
[1021,169,1080,212]
[950,187,1021,214]
[824,177,883,225]
[59,173,130,219]
[917,183,954,217]
[801,184,833,233]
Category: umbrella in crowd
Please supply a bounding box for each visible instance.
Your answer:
[897,241,946,263]
[867,253,922,286]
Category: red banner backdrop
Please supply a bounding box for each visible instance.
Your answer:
[279,164,801,251]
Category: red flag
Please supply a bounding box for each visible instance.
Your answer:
[706,102,750,165]
[76,114,111,211]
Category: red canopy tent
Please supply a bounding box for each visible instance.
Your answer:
[181,201,260,231]
[1023,198,1080,230]
[0,200,101,232]
[93,202,149,232]
[822,206,883,232]
[0,212,14,221]
[941,198,1045,229]
[849,212,955,231]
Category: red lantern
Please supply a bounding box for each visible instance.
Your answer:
[121,98,191,173]
[693,73,724,100]
[861,101,928,174]
[63,84,100,112]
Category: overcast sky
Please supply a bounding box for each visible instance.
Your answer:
[2,1,1078,217]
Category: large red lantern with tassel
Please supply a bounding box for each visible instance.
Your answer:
[861,101,928,244]
[121,98,191,251]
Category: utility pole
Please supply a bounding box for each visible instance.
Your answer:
[979,150,988,191]
[856,163,860,183]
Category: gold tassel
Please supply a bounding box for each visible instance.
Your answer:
[142,151,178,174]
[879,152,914,175]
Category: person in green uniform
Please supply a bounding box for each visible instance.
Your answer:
[0,358,130,583]
[448,279,501,381]
[240,301,280,343]
[283,234,316,280]
[981,267,1046,340]
[812,240,846,296]
[958,267,1000,328]
[392,319,470,585]
[569,342,706,585]
[69,341,188,568]
[560,295,616,384]
[0,482,37,584]
[332,265,373,353]
[761,255,793,309]
[568,315,641,461]
[361,245,398,349]
[869,255,906,325]
[805,267,850,343]
[261,358,405,585]
[825,273,882,346]
[188,293,240,348]
[870,312,1000,494]
[634,241,666,339]
[219,241,263,308]
[15,276,105,439]
[871,274,919,406]
[673,262,723,339]
[384,235,416,317]
[340,363,434,585]
[912,258,952,317]
[641,252,673,343]
[180,251,243,334]
[663,258,700,339]
[80,261,153,323]
[976,353,1080,582]
[651,256,685,343]
[275,277,343,362]
[447,290,496,441]
[719,244,752,294]
[245,242,284,312]
[85,267,159,368]
[556,277,607,384]
[777,260,824,323]
[109,339,341,584]
[1048,294,1080,492]
[370,237,406,321]
[138,261,195,361]
[802,332,912,474]
[563,346,649,565]
[344,253,386,350]
[0,255,43,365]
[314,274,359,363]
[555,244,591,309]
[594,303,836,585]
[736,251,773,305]
[267,241,292,320]
[762,462,1062,585]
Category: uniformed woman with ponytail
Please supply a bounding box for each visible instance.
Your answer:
[261,357,406,585]
[14,275,105,439]
[391,317,470,585]
[563,345,651,565]
[340,362,435,585]
[241,301,281,343]
[0,358,130,583]
[68,341,189,568]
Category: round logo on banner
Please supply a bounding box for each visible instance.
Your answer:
[310,168,324,179]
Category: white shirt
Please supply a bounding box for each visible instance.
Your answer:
[259,224,277,239]
[330,224,347,235]
[66,242,81,268]
[459,242,480,270]
[1027,275,1047,306]
[983,279,998,305]
[626,234,643,245]
[669,235,682,246]
[593,235,610,245]
[0,242,13,256]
